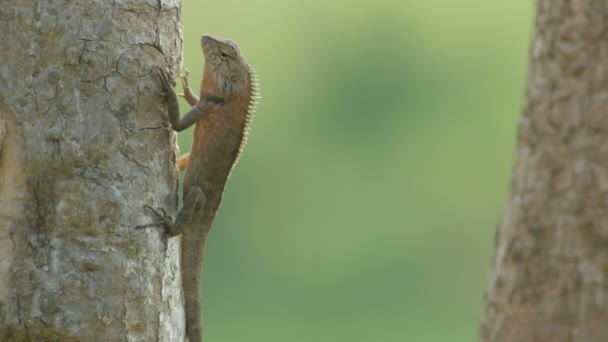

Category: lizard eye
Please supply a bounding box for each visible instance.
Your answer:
[220,52,230,58]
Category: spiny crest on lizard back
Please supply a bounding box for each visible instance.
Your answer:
[232,64,260,170]
[201,35,250,98]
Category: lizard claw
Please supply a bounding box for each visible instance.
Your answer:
[144,205,172,221]
[134,205,174,229]
[177,68,199,105]
[180,69,191,90]
[181,68,190,79]
[154,68,176,97]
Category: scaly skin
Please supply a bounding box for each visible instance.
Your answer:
[145,34,258,342]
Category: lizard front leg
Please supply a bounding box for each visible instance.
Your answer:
[178,69,199,107]
[156,69,209,132]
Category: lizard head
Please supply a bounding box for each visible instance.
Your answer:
[201,35,250,99]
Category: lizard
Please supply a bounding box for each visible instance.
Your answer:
[139,34,259,342]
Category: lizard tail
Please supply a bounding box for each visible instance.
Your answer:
[181,219,212,342]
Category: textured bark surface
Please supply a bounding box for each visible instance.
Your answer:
[480,1,608,341]
[0,1,184,340]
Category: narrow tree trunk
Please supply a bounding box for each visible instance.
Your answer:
[0,1,184,340]
[480,1,608,341]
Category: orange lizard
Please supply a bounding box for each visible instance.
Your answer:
[140,34,259,342]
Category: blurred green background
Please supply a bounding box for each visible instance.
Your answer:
[179,1,533,341]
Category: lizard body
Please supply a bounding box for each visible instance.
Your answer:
[147,35,258,342]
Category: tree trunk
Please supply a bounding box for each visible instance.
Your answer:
[480,1,608,341]
[0,1,184,340]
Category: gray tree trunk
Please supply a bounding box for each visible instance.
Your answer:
[0,1,184,340]
[480,1,608,341]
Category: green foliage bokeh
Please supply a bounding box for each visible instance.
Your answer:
[178,1,533,341]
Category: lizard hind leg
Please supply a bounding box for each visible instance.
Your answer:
[138,186,205,237]
[172,186,205,236]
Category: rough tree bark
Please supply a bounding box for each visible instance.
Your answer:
[480,1,608,341]
[0,1,185,340]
